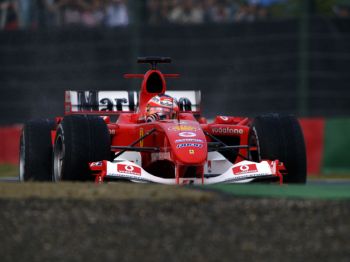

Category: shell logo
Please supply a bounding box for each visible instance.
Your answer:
[168,125,198,131]
[178,132,196,138]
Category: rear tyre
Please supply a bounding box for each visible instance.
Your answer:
[52,115,110,181]
[249,113,307,184]
[19,119,55,181]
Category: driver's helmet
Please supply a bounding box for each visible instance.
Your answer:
[146,94,179,122]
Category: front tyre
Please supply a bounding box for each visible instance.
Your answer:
[52,115,110,181]
[19,119,55,181]
[249,114,307,184]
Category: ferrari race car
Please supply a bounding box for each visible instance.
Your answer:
[19,57,307,184]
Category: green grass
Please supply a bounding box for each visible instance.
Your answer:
[308,173,350,179]
[207,184,350,200]
[0,164,18,178]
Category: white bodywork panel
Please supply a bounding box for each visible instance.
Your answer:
[65,90,201,113]
[103,159,277,185]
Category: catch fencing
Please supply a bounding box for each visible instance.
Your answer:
[0,17,349,124]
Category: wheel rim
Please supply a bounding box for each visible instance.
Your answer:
[19,131,25,181]
[53,135,65,181]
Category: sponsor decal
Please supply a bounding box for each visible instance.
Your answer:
[109,129,116,135]
[189,149,195,154]
[139,128,144,147]
[75,91,136,112]
[160,98,173,107]
[220,116,229,121]
[175,138,204,143]
[232,164,258,175]
[176,143,203,149]
[151,96,160,103]
[178,132,196,138]
[227,173,269,182]
[90,161,102,167]
[211,127,244,135]
[117,164,141,176]
[168,125,198,131]
[71,90,197,113]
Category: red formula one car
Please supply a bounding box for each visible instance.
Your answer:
[19,57,307,184]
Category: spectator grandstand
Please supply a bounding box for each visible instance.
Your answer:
[1,0,350,30]
[1,0,129,29]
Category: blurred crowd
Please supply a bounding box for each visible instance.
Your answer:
[147,0,285,25]
[1,0,349,30]
[0,0,129,30]
[147,0,350,25]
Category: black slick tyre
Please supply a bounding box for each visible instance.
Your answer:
[249,113,307,184]
[52,115,110,181]
[19,119,55,181]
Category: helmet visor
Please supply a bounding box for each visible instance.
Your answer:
[148,107,174,119]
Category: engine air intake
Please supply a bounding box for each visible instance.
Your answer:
[146,71,164,93]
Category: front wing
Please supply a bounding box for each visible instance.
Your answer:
[90,160,284,185]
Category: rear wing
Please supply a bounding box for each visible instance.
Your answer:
[65,90,201,115]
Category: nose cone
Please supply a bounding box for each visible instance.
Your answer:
[164,123,207,165]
